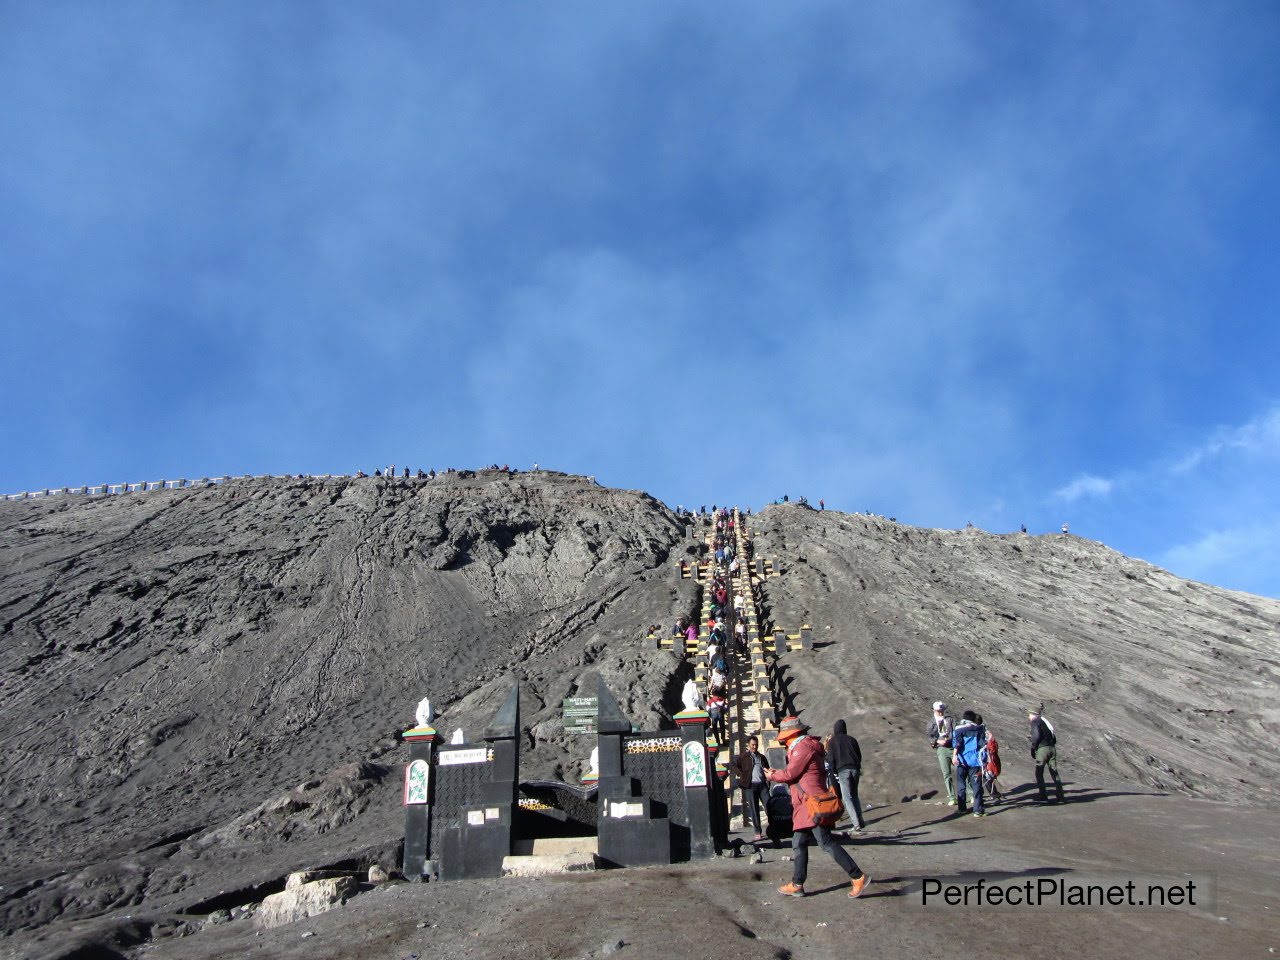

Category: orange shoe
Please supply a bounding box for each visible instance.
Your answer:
[778,881,806,897]
[849,874,871,899]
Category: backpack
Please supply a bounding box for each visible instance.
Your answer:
[983,738,1002,777]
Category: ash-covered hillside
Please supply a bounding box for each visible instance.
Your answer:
[751,505,1280,807]
[0,472,691,943]
[4,479,1280,958]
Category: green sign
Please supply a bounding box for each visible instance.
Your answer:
[563,697,599,735]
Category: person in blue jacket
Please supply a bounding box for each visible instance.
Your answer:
[952,710,987,817]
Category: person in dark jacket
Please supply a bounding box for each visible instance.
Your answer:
[826,719,865,831]
[1029,708,1066,802]
[729,735,771,841]
[766,717,871,900]
[951,710,987,817]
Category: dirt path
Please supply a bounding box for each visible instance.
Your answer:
[123,789,1277,960]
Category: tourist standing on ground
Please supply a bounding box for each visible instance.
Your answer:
[1029,707,1066,803]
[952,710,987,817]
[767,717,871,899]
[927,702,957,805]
[981,728,1003,802]
[731,735,771,841]
[826,719,865,832]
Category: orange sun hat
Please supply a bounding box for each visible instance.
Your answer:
[776,716,810,743]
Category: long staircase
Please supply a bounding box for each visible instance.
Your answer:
[657,508,812,834]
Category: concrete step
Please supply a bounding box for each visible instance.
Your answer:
[511,836,599,856]
[502,853,597,877]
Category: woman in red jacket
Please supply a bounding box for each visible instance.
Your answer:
[766,717,872,899]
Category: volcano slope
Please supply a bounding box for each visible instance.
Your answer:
[0,472,695,956]
[83,501,1280,960]
[4,488,1280,960]
[747,503,1280,810]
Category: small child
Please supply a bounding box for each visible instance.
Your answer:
[980,729,1003,803]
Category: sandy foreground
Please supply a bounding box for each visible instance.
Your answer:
[122,786,1277,960]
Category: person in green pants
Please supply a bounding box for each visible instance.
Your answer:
[1028,708,1066,802]
[927,701,956,805]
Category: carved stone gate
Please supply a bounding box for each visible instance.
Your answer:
[401,678,723,880]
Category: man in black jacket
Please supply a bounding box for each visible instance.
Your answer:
[1029,708,1066,802]
[729,735,771,841]
[828,719,865,831]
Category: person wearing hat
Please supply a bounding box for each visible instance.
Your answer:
[1028,707,1066,803]
[927,702,957,805]
[766,716,871,899]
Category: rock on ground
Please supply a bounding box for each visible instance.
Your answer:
[255,876,359,930]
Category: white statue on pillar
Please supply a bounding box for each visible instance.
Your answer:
[450,728,465,744]
[682,678,704,711]
[415,697,435,727]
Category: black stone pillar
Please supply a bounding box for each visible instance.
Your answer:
[676,711,717,858]
[439,683,521,881]
[401,726,438,881]
[595,678,673,867]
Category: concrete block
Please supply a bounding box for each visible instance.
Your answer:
[511,836,599,857]
[501,853,597,877]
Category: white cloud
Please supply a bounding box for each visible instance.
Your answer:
[1160,521,1280,594]
[1053,474,1114,502]
[1173,405,1280,473]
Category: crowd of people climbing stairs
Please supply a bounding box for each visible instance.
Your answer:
[661,504,1071,904]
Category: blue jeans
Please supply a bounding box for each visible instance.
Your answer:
[835,768,865,828]
[791,824,860,885]
[956,763,984,814]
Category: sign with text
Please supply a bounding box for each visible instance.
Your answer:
[562,696,599,735]
[438,747,490,766]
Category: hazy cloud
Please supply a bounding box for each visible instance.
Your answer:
[1054,475,1114,502]
[1160,521,1280,592]
[1173,405,1280,473]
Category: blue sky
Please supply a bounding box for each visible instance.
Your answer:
[2,2,1278,597]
